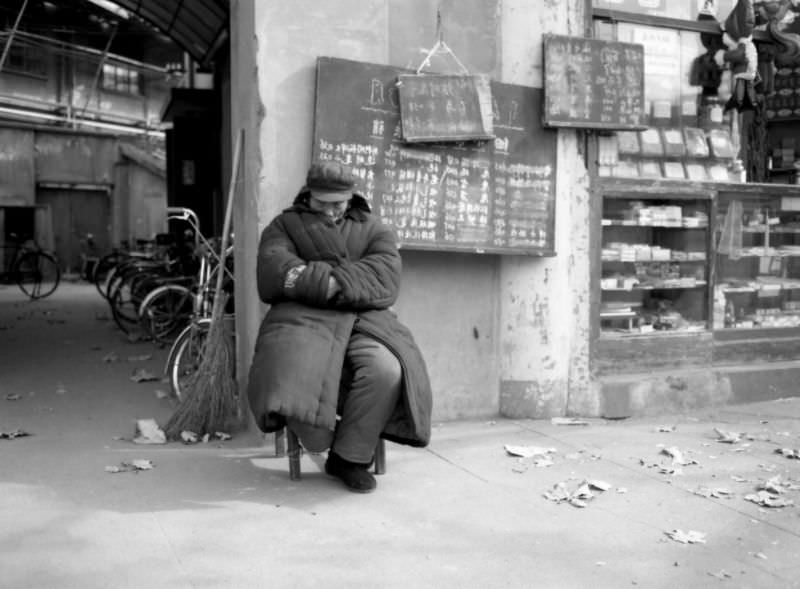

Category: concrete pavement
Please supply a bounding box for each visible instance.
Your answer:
[1,283,800,588]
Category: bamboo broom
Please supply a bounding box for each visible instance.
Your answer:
[164,130,243,439]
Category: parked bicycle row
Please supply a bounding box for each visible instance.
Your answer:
[90,208,235,400]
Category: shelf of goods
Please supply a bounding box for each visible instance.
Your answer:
[600,199,710,336]
[715,195,800,330]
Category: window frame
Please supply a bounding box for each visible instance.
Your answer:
[591,7,772,42]
[2,41,48,80]
[101,62,142,96]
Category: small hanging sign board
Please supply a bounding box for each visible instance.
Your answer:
[542,34,646,130]
[397,73,495,143]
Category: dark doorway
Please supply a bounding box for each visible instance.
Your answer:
[37,189,111,274]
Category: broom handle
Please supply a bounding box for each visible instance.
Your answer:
[212,129,244,305]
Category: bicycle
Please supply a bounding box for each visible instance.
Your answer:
[92,238,157,300]
[106,242,195,338]
[134,208,228,342]
[138,239,233,345]
[0,235,61,299]
[164,305,235,401]
[104,214,203,338]
[160,208,235,400]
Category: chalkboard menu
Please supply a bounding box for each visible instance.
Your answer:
[313,57,558,256]
[543,35,646,130]
[397,74,494,142]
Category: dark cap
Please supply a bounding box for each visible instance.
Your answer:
[306,160,357,192]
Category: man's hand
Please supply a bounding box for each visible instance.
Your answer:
[283,265,306,291]
[326,276,341,299]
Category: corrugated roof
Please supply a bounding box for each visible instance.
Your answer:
[111,0,228,65]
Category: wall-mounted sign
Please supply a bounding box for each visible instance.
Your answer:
[313,57,558,256]
[397,73,494,143]
[542,35,646,130]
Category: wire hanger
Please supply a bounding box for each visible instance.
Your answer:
[415,8,470,75]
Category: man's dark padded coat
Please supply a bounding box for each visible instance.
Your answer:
[246,189,432,447]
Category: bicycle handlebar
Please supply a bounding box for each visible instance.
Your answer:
[166,207,234,283]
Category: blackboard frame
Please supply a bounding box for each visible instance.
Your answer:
[312,56,558,256]
[542,34,647,131]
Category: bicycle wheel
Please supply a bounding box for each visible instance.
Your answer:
[93,252,128,299]
[138,284,194,344]
[110,271,164,336]
[167,321,209,401]
[15,251,61,299]
[166,318,234,400]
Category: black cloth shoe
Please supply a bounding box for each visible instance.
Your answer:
[325,452,376,493]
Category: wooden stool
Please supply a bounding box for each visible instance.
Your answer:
[284,427,386,480]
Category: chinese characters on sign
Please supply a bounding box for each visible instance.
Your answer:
[543,35,645,130]
[313,57,557,255]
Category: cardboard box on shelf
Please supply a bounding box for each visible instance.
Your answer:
[684,127,709,157]
[781,196,800,211]
[639,128,664,156]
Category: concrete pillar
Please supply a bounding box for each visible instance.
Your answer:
[230,0,598,426]
[497,0,596,418]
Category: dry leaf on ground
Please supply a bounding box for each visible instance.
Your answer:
[133,418,166,444]
[0,429,31,440]
[757,475,800,495]
[130,368,158,383]
[708,570,732,580]
[744,490,794,508]
[551,417,589,426]
[714,428,741,443]
[504,445,557,458]
[662,446,699,466]
[694,486,733,499]
[665,529,707,544]
[105,459,155,473]
[543,479,610,508]
[775,448,800,459]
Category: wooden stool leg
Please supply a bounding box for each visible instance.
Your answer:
[287,428,302,480]
[374,439,386,475]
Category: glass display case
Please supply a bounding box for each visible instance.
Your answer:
[600,194,711,336]
[715,192,800,330]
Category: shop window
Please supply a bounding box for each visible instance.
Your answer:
[102,63,141,95]
[593,18,743,182]
[593,2,800,184]
[600,194,711,336]
[3,42,47,78]
[715,192,800,330]
[594,3,800,337]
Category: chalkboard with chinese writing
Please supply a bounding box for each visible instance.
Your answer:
[543,35,646,130]
[313,56,557,256]
[397,73,494,142]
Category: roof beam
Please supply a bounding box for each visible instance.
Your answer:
[0,0,31,73]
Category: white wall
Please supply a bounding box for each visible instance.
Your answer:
[231,0,593,422]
